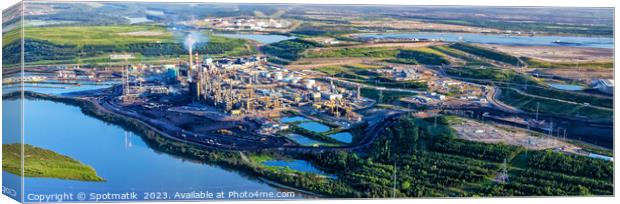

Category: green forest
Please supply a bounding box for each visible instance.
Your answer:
[301,116,613,197]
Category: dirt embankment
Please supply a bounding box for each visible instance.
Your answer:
[476,44,613,62]
[349,20,501,33]
[538,68,613,84]
[312,41,445,51]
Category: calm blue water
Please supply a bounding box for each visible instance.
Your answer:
[281,116,309,123]
[287,134,321,146]
[328,132,353,143]
[297,122,330,133]
[145,9,165,16]
[2,83,111,95]
[2,96,22,202]
[588,153,614,161]
[262,160,333,178]
[358,33,613,49]
[214,33,295,44]
[1,97,304,202]
[126,17,151,24]
[547,83,584,91]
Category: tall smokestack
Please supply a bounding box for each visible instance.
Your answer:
[188,46,193,82]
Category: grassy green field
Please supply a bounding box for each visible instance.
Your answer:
[430,45,495,67]
[521,57,613,69]
[3,25,174,46]
[449,43,521,66]
[2,143,104,182]
[388,48,450,65]
[2,25,255,66]
[303,47,398,58]
[304,46,449,66]
[315,64,382,78]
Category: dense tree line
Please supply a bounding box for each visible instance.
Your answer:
[307,115,612,197]
[2,38,250,65]
[510,168,613,195]
[430,137,522,162]
[3,39,78,64]
[370,117,421,161]
[482,168,612,196]
[527,150,613,180]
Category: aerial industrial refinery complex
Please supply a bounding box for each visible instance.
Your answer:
[104,46,372,150]
[1,2,614,201]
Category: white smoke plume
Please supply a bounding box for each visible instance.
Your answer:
[183,31,208,51]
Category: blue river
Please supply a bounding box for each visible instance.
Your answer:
[1,86,306,202]
[213,33,295,44]
[358,33,613,49]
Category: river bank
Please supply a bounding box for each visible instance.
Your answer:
[2,144,104,182]
[7,91,354,198]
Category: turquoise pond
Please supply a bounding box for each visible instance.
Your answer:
[547,83,585,91]
[329,132,353,143]
[281,116,309,123]
[287,134,321,146]
[298,122,330,133]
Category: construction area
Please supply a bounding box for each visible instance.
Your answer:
[451,117,583,154]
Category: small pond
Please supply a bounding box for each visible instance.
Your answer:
[281,116,309,123]
[287,134,321,146]
[547,83,585,91]
[126,17,151,24]
[214,33,295,44]
[329,132,353,143]
[298,122,330,133]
